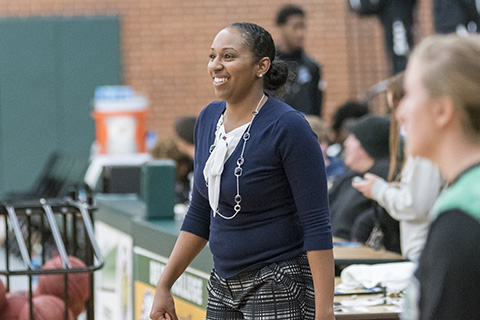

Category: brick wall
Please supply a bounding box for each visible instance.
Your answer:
[0,0,433,138]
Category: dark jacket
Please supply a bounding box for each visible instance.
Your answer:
[329,159,401,253]
[433,0,480,34]
[275,49,323,116]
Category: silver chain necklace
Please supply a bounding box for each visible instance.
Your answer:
[207,93,265,219]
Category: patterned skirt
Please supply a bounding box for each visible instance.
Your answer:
[206,253,315,320]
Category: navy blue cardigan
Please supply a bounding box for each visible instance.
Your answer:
[181,96,332,278]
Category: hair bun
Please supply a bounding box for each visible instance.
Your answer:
[265,59,288,91]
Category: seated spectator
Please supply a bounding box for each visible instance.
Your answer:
[326,100,370,170]
[304,115,345,187]
[174,116,196,160]
[173,115,197,202]
[329,115,400,253]
[352,72,444,262]
[150,116,197,205]
[330,100,370,146]
[151,138,193,204]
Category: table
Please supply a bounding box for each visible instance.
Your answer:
[334,277,402,320]
[333,237,406,275]
[335,302,400,320]
[94,196,407,320]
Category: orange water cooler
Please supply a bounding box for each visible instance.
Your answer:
[92,86,148,154]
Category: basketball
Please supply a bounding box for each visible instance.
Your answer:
[0,279,6,311]
[18,294,74,320]
[1,290,30,320]
[36,255,90,317]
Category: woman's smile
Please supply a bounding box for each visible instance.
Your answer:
[208,27,259,103]
[213,77,228,85]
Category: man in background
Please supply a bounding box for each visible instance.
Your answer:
[348,0,417,74]
[275,4,324,116]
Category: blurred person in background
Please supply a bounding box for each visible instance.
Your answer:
[398,34,480,320]
[174,116,196,160]
[352,72,444,262]
[329,115,400,253]
[330,100,370,147]
[433,0,480,35]
[348,0,417,74]
[174,115,197,205]
[151,138,193,204]
[326,100,370,176]
[304,115,345,188]
[274,4,324,116]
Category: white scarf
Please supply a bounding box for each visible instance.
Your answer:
[203,115,250,214]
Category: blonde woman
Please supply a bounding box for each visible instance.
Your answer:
[397,34,480,320]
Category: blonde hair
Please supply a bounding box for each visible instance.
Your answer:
[410,34,480,140]
[387,72,404,182]
[304,115,331,143]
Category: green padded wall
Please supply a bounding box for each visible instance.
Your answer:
[56,16,122,153]
[0,18,58,197]
[0,16,122,197]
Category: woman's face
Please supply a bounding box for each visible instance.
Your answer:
[343,134,373,172]
[207,27,259,103]
[396,58,437,159]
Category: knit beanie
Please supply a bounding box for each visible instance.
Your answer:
[349,115,390,159]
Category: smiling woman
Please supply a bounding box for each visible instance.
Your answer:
[150,22,335,320]
[207,23,286,111]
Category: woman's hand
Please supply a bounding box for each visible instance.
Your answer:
[149,231,208,320]
[352,173,381,199]
[307,250,336,320]
[150,285,177,320]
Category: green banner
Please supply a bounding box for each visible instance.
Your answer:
[133,246,210,310]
